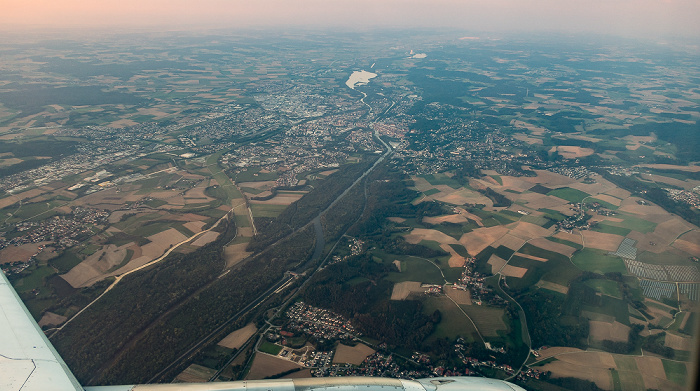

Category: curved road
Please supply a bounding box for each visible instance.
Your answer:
[48,210,233,337]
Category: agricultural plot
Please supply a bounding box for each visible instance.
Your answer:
[250,203,288,218]
[460,305,507,337]
[404,228,460,246]
[332,343,375,365]
[613,356,646,391]
[600,213,658,234]
[585,279,622,298]
[528,237,576,257]
[218,323,257,350]
[580,230,624,252]
[445,287,472,305]
[386,257,445,285]
[546,187,590,203]
[537,351,615,390]
[523,170,577,188]
[664,332,694,352]
[662,360,688,386]
[390,281,425,300]
[589,320,630,343]
[458,225,509,255]
[174,363,217,383]
[422,296,478,342]
[571,248,626,274]
[535,280,569,295]
[246,352,302,380]
[633,356,677,391]
[582,294,631,325]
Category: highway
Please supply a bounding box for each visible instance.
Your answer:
[148,85,396,383]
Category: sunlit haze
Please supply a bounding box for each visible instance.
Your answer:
[2,0,700,38]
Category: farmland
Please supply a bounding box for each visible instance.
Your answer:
[1,30,698,391]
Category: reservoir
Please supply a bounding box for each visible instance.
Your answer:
[345,70,377,89]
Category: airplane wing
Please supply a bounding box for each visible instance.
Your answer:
[0,270,83,391]
[1,271,524,391]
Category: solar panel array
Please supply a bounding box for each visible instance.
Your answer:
[608,237,638,260]
[624,259,700,283]
[625,260,669,280]
[639,280,676,301]
[678,283,700,301]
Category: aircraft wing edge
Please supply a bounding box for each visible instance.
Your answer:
[0,270,83,391]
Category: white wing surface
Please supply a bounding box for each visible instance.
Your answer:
[0,270,83,391]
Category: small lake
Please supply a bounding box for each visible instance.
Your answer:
[345,70,377,89]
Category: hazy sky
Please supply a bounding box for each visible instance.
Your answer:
[3,0,699,38]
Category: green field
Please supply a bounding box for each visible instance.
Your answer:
[207,153,244,202]
[610,369,622,391]
[239,186,266,195]
[511,243,582,287]
[521,214,550,227]
[250,203,287,218]
[571,248,627,274]
[422,188,441,196]
[113,212,162,233]
[582,295,630,325]
[419,173,463,189]
[587,198,619,210]
[50,251,83,273]
[592,223,632,236]
[131,221,174,238]
[385,256,445,285]
[235,166,279,182]
[422,296,478,342]
[538,208,569,222]
[545,236,583,250]
[14,264,56,293]
[460,305,508,337]
[258,341,283,355]
[585,279,622,298]
[547,187,590,203]
[662,359,688,385]
[601,213,658,233]
[430,222,469,240]
[613,356,645,391]
[448,243,470,257]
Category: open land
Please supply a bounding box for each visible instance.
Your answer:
[332,343,375,365]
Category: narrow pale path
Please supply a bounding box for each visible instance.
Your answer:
[49,210,232,337]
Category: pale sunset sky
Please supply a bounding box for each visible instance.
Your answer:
[2,0,699,38]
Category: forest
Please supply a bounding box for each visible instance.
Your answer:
[302,253,436,350]
[99,226,316,384]
[247,158,374,252]
[52,216,239,382]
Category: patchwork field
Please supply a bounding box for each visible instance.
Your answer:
[218,323,257,350]
[459,225,508,255]
[589,320,630,342]
[404,228,459,245]
[174,364,216,383]
[445,287,472,305]
[460,305,508,337]
[245,353,302,380]
[390,281,424,300]
[332,343,375,365]
[538,351,615,389]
